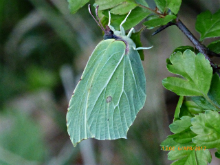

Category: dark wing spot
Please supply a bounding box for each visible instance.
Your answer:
[106,96,112,103]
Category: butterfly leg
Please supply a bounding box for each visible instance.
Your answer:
[127,28,135,38]
[134,46,153,50]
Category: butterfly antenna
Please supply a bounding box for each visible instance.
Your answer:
[95,6,105,30]
[88,4,105,32]
[120,10,132,27]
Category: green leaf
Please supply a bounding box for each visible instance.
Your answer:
[110,1,137,15]
[178,96,215,117]
[154,0,166,13]
[191,110,220,149]
[208,40,220,54]
[121,7,151,30]
[169,128,196,144]
[174,96,184,120]
[166,58,172,64]
[102,7,151,30]
[162,50,212,96]
[154,0,182,14]
[147,15,160,21]
[169,116,192,134]
[95,0,126,10]
[215,151,220,159]
[130,30,144,60]
[134,0,149,7]
[67,39,146,146]
[161,137,178,148]
[196,10,220,41]
[183,96,219,115]
[181,100,204,115]
[166,0,182,15]
[173,46,194,54]
[144,15,176,29]
[68,0,89,14]
[168,143,211,165]
[169,116,196,144]
[208,73,220,109]
[178,101,195,117]
[191,96,219,111]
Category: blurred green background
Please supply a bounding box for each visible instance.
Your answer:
[1,0,220,164]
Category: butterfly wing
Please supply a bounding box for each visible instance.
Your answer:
[67,39,146,146]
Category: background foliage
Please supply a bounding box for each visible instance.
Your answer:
[1,0,220,164]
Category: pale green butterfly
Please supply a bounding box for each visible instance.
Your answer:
[67,4,152,147]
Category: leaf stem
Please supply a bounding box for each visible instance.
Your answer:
[203,94,220,111]
[137,4,165,18]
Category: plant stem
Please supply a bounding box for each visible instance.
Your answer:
[140,3,220,73]
[152,22,175,36]
[175,18,220,74]
[175,18,211,61]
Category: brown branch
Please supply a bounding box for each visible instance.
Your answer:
[152,18,220,74]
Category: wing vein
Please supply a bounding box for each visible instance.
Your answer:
[127,55,142,104]
[87,51,125,123]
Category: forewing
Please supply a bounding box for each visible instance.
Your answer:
[67,39,146,146]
